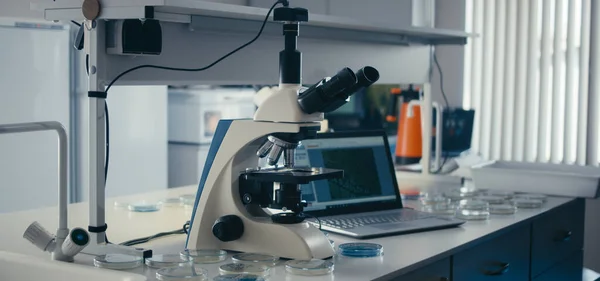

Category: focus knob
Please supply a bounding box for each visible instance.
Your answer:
[212,215,244,242]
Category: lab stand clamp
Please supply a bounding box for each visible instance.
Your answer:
[0,121,90,262]
[186,4,380,260]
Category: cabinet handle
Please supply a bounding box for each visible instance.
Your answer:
[483,262,510,276]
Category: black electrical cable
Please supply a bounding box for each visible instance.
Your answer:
[432,50,450,174]
[103,0,287,95]
[119,221,190,247]
[104,102,110,182]
[302,213,322,230]
[70,20,81,27]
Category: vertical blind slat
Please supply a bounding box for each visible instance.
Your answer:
[537,0,553,162]
[491,0,507,160]
[577,0,591,165]
[564,0,579,164]
[587,0,600,166]
[470,0,484,153]
[550,0,566,163]
[512,0,530,161]
[524,0,541,162]
[480,0,497,159]
[502,0,518,160]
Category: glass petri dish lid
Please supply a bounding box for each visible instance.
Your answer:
[515,193,548,202]
[181,249,228,264]
[94,254,143,270]
[457,199,489,211]
[231,253,279,266]
[512,198,544,209]
[285,259,334,276]
[455,209,490,221]
[156,265,208,281]
[489,204,518,215]
[475,195,506,205]
[128,201,162,212]
[146,254,192,268]
[218,263,270,277]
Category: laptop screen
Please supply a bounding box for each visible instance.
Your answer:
[295,131,402,216]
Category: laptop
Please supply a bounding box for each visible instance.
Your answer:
[295,130,465,239]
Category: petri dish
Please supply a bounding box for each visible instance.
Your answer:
[475,195,506,205]
[338,242,383,258]
[128,201,162,212]
[181,249,228,264]
[113,201,129,208]
[231,253,279,266]
[219,263,270,277]
[162,197,183,207]
[455,209,490,221]
[213,275,265,281]
[285,259,334,276]
[420,202,457,215]
[485,190,515,200]
[94,254,143,270]
[444,190,475,201]
[512,198,544,209]
[515,193,548,203]
[180,194,196,206]
[489,204,518,215]
[156,265,208,281]
[420,195,451,206]
[458,199,489,211]
[145,254,192,268]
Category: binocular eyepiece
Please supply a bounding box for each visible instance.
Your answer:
[297,66,380,114]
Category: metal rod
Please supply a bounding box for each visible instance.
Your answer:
[0,122,68,231]
[421,83,432,174]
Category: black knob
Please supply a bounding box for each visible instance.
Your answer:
[212,215,244,242]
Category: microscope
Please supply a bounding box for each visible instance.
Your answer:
[186,4,380,260]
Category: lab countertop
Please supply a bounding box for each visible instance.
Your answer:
[0,185,577,281]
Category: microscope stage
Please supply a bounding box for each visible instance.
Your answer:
[241,167,343,184]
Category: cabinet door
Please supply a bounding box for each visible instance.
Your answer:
[392,257,450,281]
[533,250,583,281]
[531,199,585,278]
[453,224,531,281]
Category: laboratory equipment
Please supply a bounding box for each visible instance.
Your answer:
[474,195,506,205]
[471,161,600,198]
[338,243,384,258]
[455,209,490,221]
[0,121,89,262]
[180,249,228,264]
[93,254,143,270]
[145,254,192,268]
[386,86,423,165]
[186,4,380,260]
[488,204,518,215]
[219,263,270,277]
[156,265,208,281]
[128,201,162,212]
[285,259,334,276]
[213,275,265,281]
[457,199,489,211]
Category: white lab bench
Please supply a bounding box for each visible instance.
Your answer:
[0,185,586,281]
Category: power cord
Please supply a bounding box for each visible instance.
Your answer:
[120,221,190,247]
[103,0,287,95]
[302,213,322,230]
[432,50,450,174]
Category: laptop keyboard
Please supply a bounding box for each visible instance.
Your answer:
[320,211,434,230]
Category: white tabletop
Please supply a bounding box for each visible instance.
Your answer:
[0,185,575,281]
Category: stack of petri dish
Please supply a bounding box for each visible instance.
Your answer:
[511,193,547,209]
[181,249,228,264]
[419,192,456,215]
[474,195,506,205]
[218,263,270,277]
[454,199,490,220]
[232,253,279,266]
[93,254,144,270]
[145,254,192,269]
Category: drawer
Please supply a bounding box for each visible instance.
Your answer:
[392,257,450,281]
[533,250,583,281]
[453,224,530,281]
[531,199,585,278]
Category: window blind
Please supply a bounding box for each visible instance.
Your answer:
[463,0,599,166]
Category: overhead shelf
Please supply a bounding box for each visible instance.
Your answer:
[37,0,468,45]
